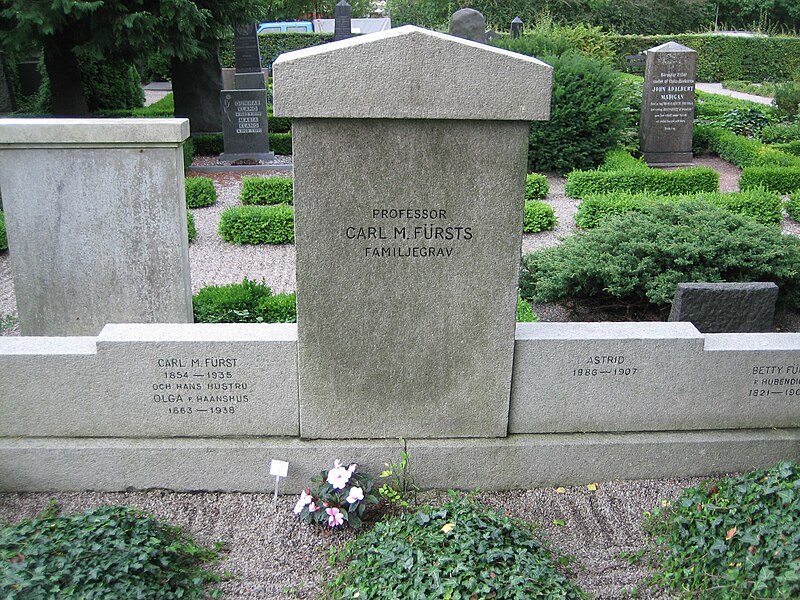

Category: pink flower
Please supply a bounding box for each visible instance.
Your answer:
[326,507,344,527]
[346,486,365,504]
[327,466,352,490]
[348,463,358,474]
[293,490,313,515]
[308,502,318,513]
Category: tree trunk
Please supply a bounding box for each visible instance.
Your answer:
[42,35,89,117]
[172,41,223,134]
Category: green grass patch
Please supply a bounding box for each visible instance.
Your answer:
[645,462,800,599]
[325,492,584,599]
[0,501,223,599]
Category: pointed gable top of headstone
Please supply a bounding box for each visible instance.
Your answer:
[646,40,696,54]
[272,25,552,121]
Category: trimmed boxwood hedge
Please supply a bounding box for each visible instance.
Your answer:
[739,167,800,194]
[700,126,800,169]
[525,173,549,200]
[186,211,197,243]
[218,205,294,245]
[184,177,216,208]
[523,200,557,233]
[787,193,800,222]
[190,132,292,157]
[240,176,293,205]
[193,278,296,323]
[575,190,783,229]
[565,167,718,198]
[269,132,292,156]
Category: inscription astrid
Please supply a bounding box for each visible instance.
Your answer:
[345,207,474,258]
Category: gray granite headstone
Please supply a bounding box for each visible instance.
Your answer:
[640,41,696,166]
[668,282,779,333]
[510,17,523,39]
[233,22,265,89]
[449,8,486,44]
[219,89,273,161]
[333,0,353,42]
[273,26,552,439]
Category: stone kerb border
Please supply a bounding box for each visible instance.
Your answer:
[1,322,798,491]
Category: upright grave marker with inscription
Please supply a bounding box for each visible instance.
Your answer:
[639,41,696,166]
[220,23,273,162]
[273,26,552,439]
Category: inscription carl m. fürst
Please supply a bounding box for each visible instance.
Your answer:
[345,207,474,258]
[151,356,249,416]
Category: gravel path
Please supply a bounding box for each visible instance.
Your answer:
[0,156,795,598]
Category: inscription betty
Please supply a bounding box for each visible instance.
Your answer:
[748,364,800,397]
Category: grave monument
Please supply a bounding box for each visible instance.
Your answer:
[333,0,353,41]
[449,8,486,43]
[639,41,696,166]
[220,23,273,162]
[273,26,552,439]
[0,118,193,336]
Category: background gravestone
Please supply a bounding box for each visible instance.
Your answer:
[333,0,353,42]
[668,282,779,333]
[220,23,273,161]
[639,41,696,166]
[449,8,486,43]
[274,26,552,439]
[0,118,193,336]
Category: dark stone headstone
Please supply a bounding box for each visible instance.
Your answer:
[172,47,224,135]
[334,0,353,42]
[668,282,779,333]
[233,23,263,74]
[510,17,523,39]
[0,55,14,114]
[449,8,486,44]
[639,41,696,167]
[219,89,273,162]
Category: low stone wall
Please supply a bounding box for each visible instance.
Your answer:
[1,322,797,492]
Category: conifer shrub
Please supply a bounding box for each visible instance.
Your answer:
[575,190,783,228]
[193,279,296,323]
[523,200,558,233]
[186,211,196,243]
[240,176,293,205]
[565,167,718,198]
[218,205,294,244]
[527,52,626,174]
[0,212,6,252]
[525,173,549,200]
[184,177,216,208]
[520,201,800,309]
[739,167,800,194]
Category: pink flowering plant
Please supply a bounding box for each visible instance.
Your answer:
[293,459,378,530]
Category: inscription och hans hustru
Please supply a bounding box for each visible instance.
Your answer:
[346,208,474,258]
[152,356,249,415]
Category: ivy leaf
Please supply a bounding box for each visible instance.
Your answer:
[440,523,455,533]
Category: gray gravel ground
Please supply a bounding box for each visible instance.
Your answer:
[0,156,794,598]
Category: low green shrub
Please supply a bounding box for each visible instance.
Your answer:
[131,93,174,117]
[598,149,648,172]
[739,167,800,194]
[186,211,196,243]
[269,132,292,156]
[192,133,224,156]
[193,278,296,323]
[711,106,774,138]
[516,294,539,322]
[0,212,6,252]
[0,501,223,599]
[759,122,800,144]
[325,493,584,599]
[527,52,626,174]
[774,82,800,118]
[775,141,800,157]
[240,176,293,205]
[184,177,216,208]
[523,200,558,233]
[575,190,783,228]
[565,167,718,198]
[702,127,800,168]
[787,192,800,221]
[645,462,800,599]
[525,173,549,200]
[182,137,195,174]
[520,201,800,309]
[218,205,294,244]
[721,80,776,97]
[267,108,291,134]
